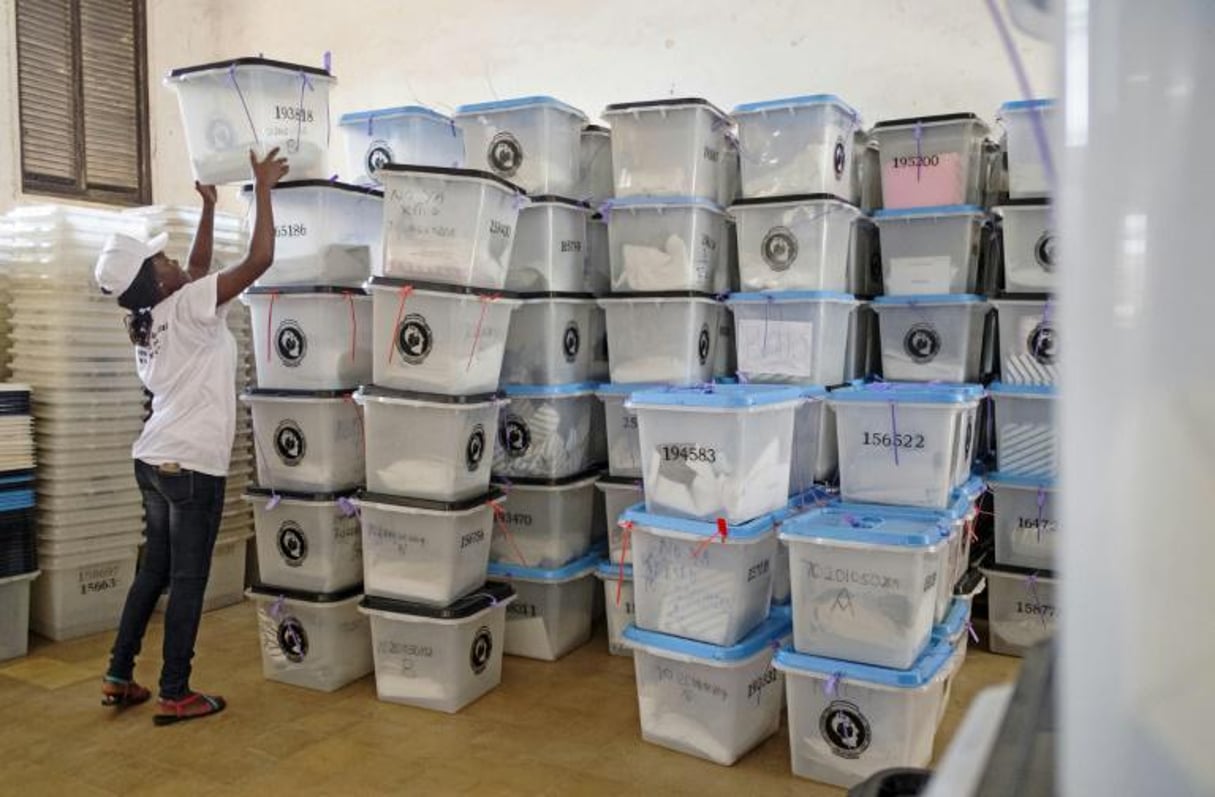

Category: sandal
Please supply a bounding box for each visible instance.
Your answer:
[101,677,152,708]
[153,692,226,726]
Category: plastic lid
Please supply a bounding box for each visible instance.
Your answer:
[978,561,1058,581]
[360,581,514,619]
[488,549,600,583]
[515,291,596,301]
[242,388,354,400]
[828,382,986,405]
[493,468,602,488]
[620,502,781,542]
[873,204,986,219]
[240,179,382,197]
[988,382,1056,397]
[248,583,363,603]
[986,471,1055,490]
[339,105,451,125]
[628,382,803,410]
[355,385,501,406]
[873,112,984,129]
[601,195,727,214]
[368,276,521,300]
[730,192,858,209]
[956,474,986,504]
[954,567,987,598]
[994,198,1051,209]
[526,195,591,209]
[376,163,525,195]
[168,57,332,79]
[727,290,857,304]
[999,98,1056,112]
[835,485,976,526]
[603,97,728,119]
[596,560,633,579]
[732,94,859,119]
[623,611,791,662]
[244,285,369,297]
[933,597,973,641]
[775,636,955,687]
[597,291,719,302]
[502,382,600,398]
[992,292,1051,302]
[244,486,358,503]
[594,381,668,397]
[582,124,610,135]
[793,384,829,398]
[872,294,987,306]
[595,475,644,488]
[780,505,951,547]
[355,487,503,514]
[455,96,587,120]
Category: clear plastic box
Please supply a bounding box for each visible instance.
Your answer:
[501,296,597,385]
[979,563,1057,657]
[597,294,721,384]
[732,94,862,199]
[731,194,864,292]
[990,383,1057,479]
[338,105,464,186]
[989,472,1056,570]
[597,476,643,564]
[595,382,665,478]
[624,613,792,765]
[584,216,610,294]
[604,196,728,293]
[356,491,497,606]
[30,535,140,641]
[580,125,614,205]
[242,390,364,493]
[726,292,858,384]
[993,297,1057,386]
[488,552,598,661]
[790,385,837,492]
[873,205,987,294]
[603,98,729,201]
[248,585,372,692]
[0,570,38,660]
[506,196,591,293]
[243,288,372,391]
[872,295,990,383]
[997,99,1056,199]
[245,488,362,593]
[369,278,521,395]
[378,165,526,290]
[166,57,334,184]
[870,113,991,209]
[455,96,588,195]
[595,560,634,657]
[994,201,1055,293]
[489,471,597,569]
[492,383,597,480]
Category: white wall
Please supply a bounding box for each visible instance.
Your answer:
[1,0,1054,211]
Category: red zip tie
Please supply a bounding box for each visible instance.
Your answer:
[345,293,357,362]
[692,517,729,558]
[386,285,414,365]
[264,290,279,363]
[616,521,633,607]
[490,500,529,567]
[466,294,499,372]
[965,515,978,545]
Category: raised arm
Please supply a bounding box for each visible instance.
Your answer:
[216,149,289,307]
[187,182,217,281]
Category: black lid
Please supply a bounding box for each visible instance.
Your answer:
[377,163,525,195]
[590,212,604,222]
[605,97,728,118]
[361,581,514,619]
[368,276,520,300]
[981,561,1057,580]
[169,57,332,79]
[730,192,859,209]
[596,475,644,488]
[954,566,987,598]
[244,486,359,502]
[599,290,719,301]
[583,124,610,134]
[244,285,369,297]
[240,179,383,198]
[357,385,502,405]
[994,292,1052,302]
[493,467,604,488]
[873,112,981,129]
[249,583,363,603]
[527,194,591,209]
[998,198,1051,208]
[243,388,355,399]
[357,487,504,513]
[515,291,597,300]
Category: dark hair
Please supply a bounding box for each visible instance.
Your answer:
[118,257,161,347]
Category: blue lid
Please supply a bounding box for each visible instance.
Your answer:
[733,94,860,120]
[999,98,1056,112]
[0,489,34,511]
[780,487,839,518]
[956,474,987,504]
[873,205,986,219]
[620,502,781,541]
[601,195,727,214]
[933,597,973,641]
[727,290,857,304]
[770,601,793,618]
[594,381,667,397]
[988,382,1056,397]
[488,549,600,582]
[596,560,634,579]
[872,294,988,306]
[503,381,600,398]
[622,612,792,663]
[456,95,587,120]
[775,636,955,687]
[780,506,951,547]
[987,471,1054,490]
[793,384,830,399]
[339,105,451,126]
[828,382,986,405]
[835,486,975,526]
[628,383,803,410]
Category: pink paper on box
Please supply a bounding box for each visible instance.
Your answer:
[881,152,966,208]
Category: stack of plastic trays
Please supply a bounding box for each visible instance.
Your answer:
[0,384,37,661]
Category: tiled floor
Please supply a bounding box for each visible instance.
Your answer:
[0,603,1019,796]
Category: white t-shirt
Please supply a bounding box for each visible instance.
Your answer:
[132,273,238,477]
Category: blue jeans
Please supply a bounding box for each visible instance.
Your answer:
[108,460,226,699]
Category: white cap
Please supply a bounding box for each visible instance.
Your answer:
[94,232,169,295]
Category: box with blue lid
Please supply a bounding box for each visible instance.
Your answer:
[489,470,597,570]
[997,99,1056,199]
[623,612,793,765]
[489,551,599,661]
[597,293,722,384]
[828,382,985,509]
[602,196,728,293]
[989,472,1056,569]
[603,97,730,202]
[621,502,779,646]
[492,383,597,480]
[873,205,987,295]
[872,294,990,383]
[595,559,635,656]
[248,584,372,693]
[506,197,592,293]
[727,292,858,385]
[993,296,1057,386]
[990,382,1057,478]
[780,505,950,669]
[774,635,956,787]
[629,384,802,523]
[338,105,464,186]
[732,94,862,200]
[730,194,865,293]
[455,96,587,195]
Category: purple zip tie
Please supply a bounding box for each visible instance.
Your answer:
[824,672,842,697]
[367,114,374,136]
[269,595,285,620]
[736,371,750,384]
[763,294,772,356]
[292,71,314,154]
[322,51,331,73]
[889,402,901,466]
[598,200,613,223]
[1026,573,1048,629]
[227,63,262,149]
[265,492,281,511]
[966,620,979,643]
[337,496,358,517]
[1035,487,1047,543]
[512,192,529,211]
[914,121,924,183]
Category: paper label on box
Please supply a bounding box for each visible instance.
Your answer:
[882,151,965,207]
[886,256,953,293]
[736,319,812,377]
